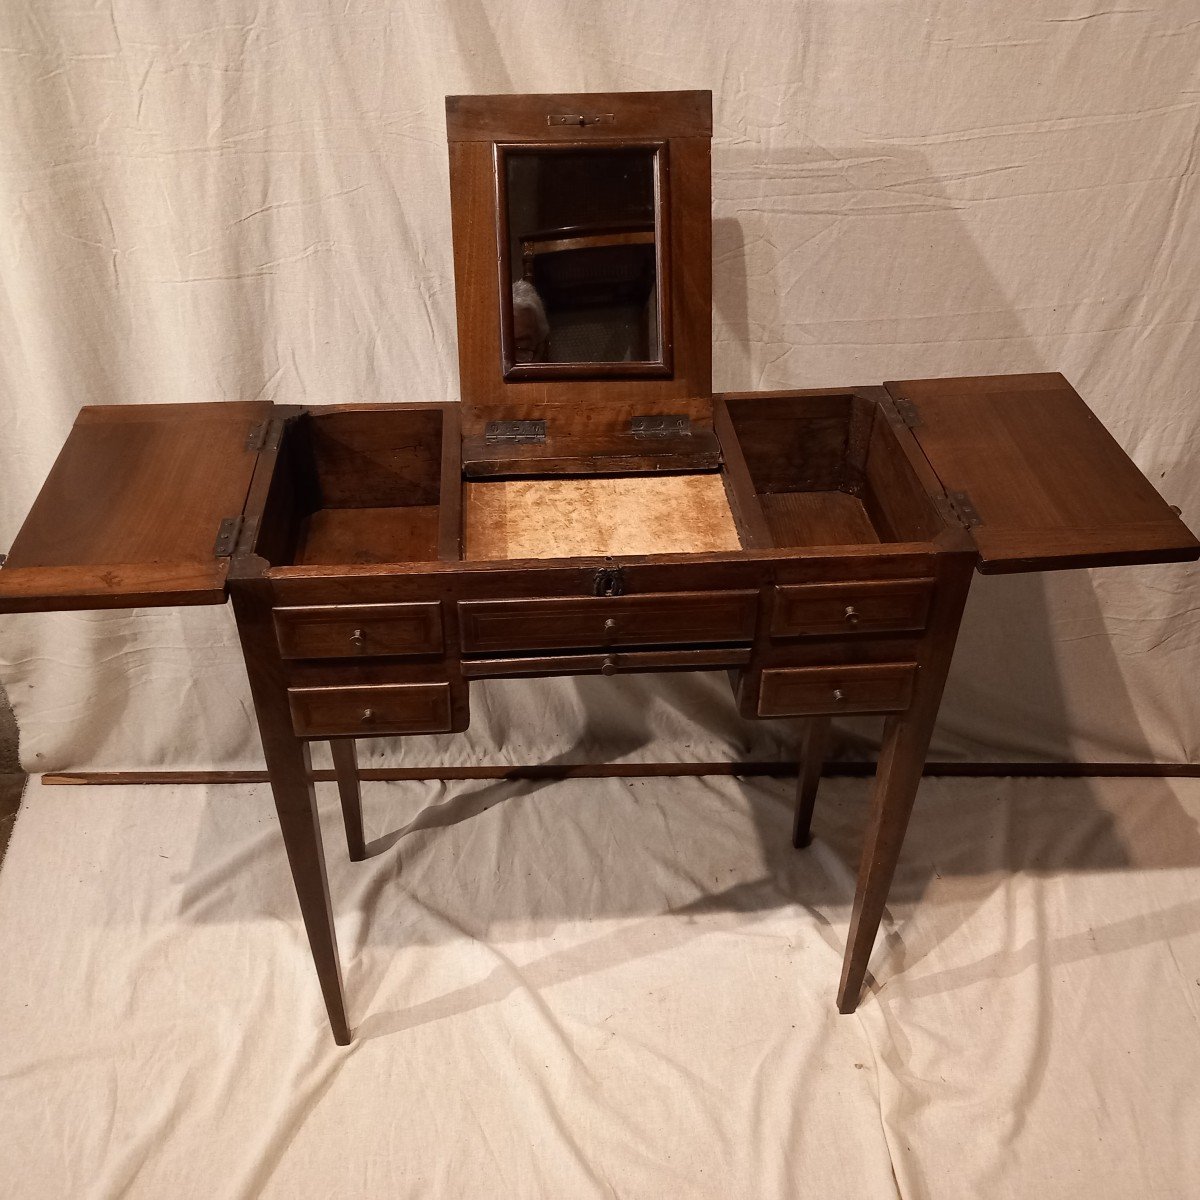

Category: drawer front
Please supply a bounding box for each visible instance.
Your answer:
[757,663,917,717]
[772,579,933,638]
[288,682,452,738]
[458,591,758,654]
[274,602,443,660]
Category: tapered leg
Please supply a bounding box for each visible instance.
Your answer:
[792,715,831,848]
[836,708,937,1014]
[331,739,366,861]
[232,585,352,1045]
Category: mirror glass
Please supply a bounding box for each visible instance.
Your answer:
[503,147,661,370]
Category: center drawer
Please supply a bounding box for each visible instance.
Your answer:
[458,591,758,654]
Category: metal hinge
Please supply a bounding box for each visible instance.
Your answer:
[893,398,920,428]
[213,516,243,557]
[485,419,546,445]
[947,490,982,529]
[631,414,690,439]
[245,418,287,453]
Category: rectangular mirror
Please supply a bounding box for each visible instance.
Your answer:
[497,143,671,379]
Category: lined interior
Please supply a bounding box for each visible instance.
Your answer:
[463,474,740,561]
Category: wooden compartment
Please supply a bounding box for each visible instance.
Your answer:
[261,406,460,567]
[722,392,943,549]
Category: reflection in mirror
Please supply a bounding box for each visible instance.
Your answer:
[504,147,660,368]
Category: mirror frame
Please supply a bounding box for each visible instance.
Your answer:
[494,140,672,380]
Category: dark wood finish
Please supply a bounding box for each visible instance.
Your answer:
[886,373,1200,573]
[330,739,366,862]
[835,553,975,1013]
[293,507,441,565]
[461,426,721,477]
[273,602,444,660]
[458,590,758,654]
[760,492,880,548]
[757,663,918,718]
[446,91,713,143]
[461,644,749,679]
[5,90,1198,1046]
[0,402,269,612]
[771,579,933,638]
[713,397,772,549]
[230,580,351,1045]
[288,681,454,739]
[792,716,831,849]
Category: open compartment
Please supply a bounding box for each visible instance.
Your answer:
[722,392,944,548]
[260,406,460,567]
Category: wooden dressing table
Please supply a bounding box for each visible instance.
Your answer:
[1,91,1196,1045]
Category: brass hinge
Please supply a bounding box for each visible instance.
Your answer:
[245,417,286,453]
[631,414,690,439]
[947,490,982,529]
[893,398,920,428]
[213,516,243,557]
[485,419,547,444]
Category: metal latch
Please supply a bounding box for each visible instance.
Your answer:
[485,419,547,445]
[547,112,615,127]
[593,566,625,597]
[213,516,243,557]
[631,414,690,439]
[947,490,982,529]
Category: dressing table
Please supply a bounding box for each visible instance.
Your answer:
[1,91,1196,1044]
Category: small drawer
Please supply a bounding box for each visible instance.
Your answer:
[274,602,443,660]
[288,682,452,738]
[771,579,933,638]
[458,591,758,654]
[757,662,917,717]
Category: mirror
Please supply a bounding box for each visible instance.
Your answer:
[499,144,669,377]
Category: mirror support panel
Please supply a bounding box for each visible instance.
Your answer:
[446,91,714,476]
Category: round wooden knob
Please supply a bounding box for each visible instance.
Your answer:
[832,688,845,703]
[604,618,617,632]
[360,707,375,724]
[602,655,618,676]
[843,606,859,626]
[350,628,366,650]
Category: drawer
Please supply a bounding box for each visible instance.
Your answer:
[757,662,917,717]
[771,579,933,638]
[288,681,452,738]
[458,591,758,654]
[274,602,443,660]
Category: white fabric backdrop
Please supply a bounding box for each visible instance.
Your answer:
[1,0,1198,770]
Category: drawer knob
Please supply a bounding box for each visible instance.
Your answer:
[603,618,617,632]
[602,654,618,676]
[360,707,375,724]
[843,606,860,626]
[350,628,366,651]
[832,688,845,703]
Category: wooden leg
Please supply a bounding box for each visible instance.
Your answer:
[792,715,831,849]
[232,586,352,1045]
[331,739,366,861]
[836,709,936,1014]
